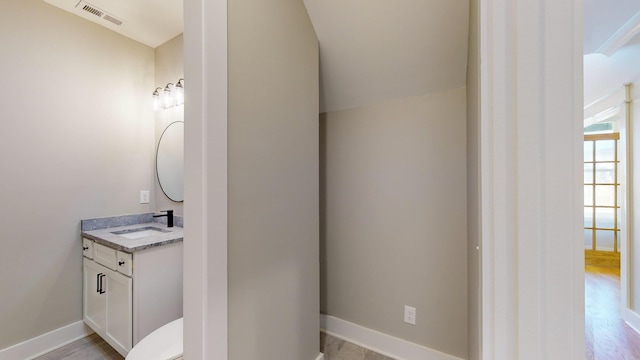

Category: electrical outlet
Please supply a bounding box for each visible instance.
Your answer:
[140,190,150,204]
[404,305,416,325]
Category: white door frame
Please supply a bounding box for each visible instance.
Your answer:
[183,0,229,359]
[479,0,585,358]
[620,83,639,331]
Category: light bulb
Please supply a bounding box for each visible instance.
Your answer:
[152,87,162,111]
[162,83,174,109]
[174,78,184,106]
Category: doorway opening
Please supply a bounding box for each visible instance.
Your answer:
[583,97,640,357]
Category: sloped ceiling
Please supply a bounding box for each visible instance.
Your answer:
[304,0,470,113]
[584,0,640,55]
[43,0,640,112]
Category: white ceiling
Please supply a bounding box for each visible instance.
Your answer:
[43,0,640,113]
[43,0,182,48]
[583,0,640,114]
[44,0,469,113]
[304,0,470,113]
[584,0,640,55]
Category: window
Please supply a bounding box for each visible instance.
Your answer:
[584,133,619,252]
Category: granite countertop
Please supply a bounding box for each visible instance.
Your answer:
[81,213,183,253]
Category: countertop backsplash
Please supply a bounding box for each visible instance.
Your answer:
[81,212,183,231]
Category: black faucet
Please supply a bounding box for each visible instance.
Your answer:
[153,210,174,227]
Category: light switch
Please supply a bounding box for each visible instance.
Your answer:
[140,190,150,204]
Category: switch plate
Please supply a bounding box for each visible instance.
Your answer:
[404,305,416,325]
[140,190,150,204]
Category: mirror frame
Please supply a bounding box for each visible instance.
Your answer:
[156,120,184,202]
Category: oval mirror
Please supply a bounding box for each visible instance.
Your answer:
[156,121,184,202]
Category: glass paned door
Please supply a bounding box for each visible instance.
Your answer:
[584,133,620,252]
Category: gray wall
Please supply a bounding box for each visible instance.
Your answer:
[227,0,320,359]
[0,0,154,350]
[466,0,482,358]
[320,88,468,358]
[154,34,184,214]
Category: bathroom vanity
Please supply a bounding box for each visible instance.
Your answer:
[81,213,183,357]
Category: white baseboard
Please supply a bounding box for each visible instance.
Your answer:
[315,353,324,360]
[320,315,463,360]
[0,321,93,360]
[623,307,640,335]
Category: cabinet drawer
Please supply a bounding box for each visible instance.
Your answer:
[82,238,94,259]
[116,251,132,277]
[94,243,117,270]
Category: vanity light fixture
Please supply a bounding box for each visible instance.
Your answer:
[152,78,185,111]
[152,87,162,111]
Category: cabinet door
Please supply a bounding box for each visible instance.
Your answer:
[105,270,133,353]
[83,258,106,333]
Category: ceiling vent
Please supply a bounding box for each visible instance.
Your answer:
[75,1,123,26]
[103,14,123,26]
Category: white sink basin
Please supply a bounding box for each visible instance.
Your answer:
[111,227,168,239]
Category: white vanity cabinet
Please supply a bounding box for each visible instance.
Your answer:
[82,238,182,357]
[83,258,132,353]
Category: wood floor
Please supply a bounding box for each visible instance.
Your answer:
[35,334,123,360]
[585,250,621,268]
[35,268,640,360]
[36,331,390,360]
[321,332,394,360]
[585,265,640,359]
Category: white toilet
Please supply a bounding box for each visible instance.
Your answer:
[126,318,183,360]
